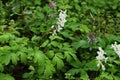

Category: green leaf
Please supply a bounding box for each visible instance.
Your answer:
[50,41,62,48]
[72,40,89,49]
[60,31,72,38]
[79,40,89,48]
[113,60,120,65]
[64,52,72,62]
[105,34,116,43]
[64,51,78,62]
[47,50,55,58]
[67,68,80,75]
[0,33,15,43]
[113,76,120,80]
[69,52,78,61]
[80,70,89,80]
[0,33,10,43]
[23,72,34,79]
[80,24,90,33]
[52,55,64,69]
[34,0,41,5]
[49,36,64,41]
[29,65,35,71]
[89,7,97,14]
[0,64,4,72]
[98,38,106,47]
[75,4,80,11]
[100,72,113,80]
[11,53,19,65]
[107,64,117,74]
[117,13,120,17]
[0,73,15,80]
[50,41,58,47]
[56,53,64,59]
[71,42,81,50]
[3,54,11,65]
[20,52,27,63]
[0,25,6,31]
[44,61,55,77]
[112,5,117,9]
[37,65,45,75]
[56,58,64,70]
[66,23,79,31]
[0,46,11,55]
[69,60,81,68]
[34,50,45,65]
[31,35,41,42]
[85,60,98,71]
[40,40,49,47]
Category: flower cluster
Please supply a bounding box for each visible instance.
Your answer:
[96,47,108,70]
[49,2,56,7]
[51,10,67,36]
[87,32,97,43]
[111,42,120,58]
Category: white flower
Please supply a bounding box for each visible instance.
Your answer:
[52,29,57,36]
[57,10,67,31]
[57,10,67,27]
[51,10,67,36]
[51,25,55,28]
[96,47,108,70]
[57,25,63,32]
[111,42,120,58]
